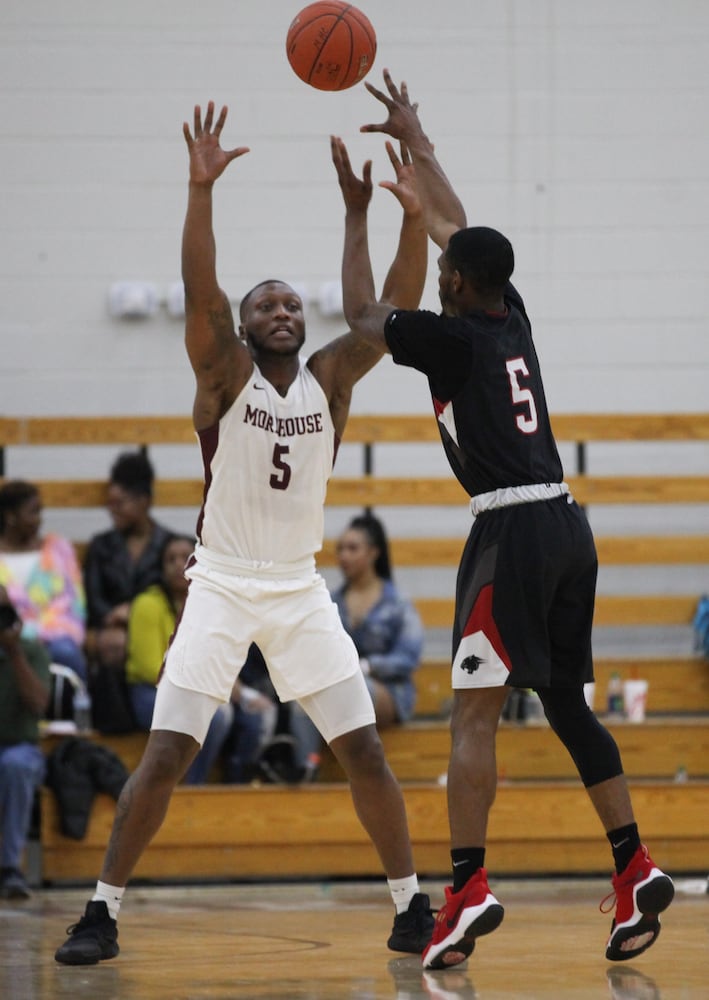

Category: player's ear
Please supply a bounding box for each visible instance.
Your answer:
[237,323,248,341]
[452,270,464,295]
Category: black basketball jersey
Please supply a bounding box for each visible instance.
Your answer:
[384,283,563,498]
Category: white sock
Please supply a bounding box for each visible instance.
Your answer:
[388,874,420,914]
[92,880,125,921]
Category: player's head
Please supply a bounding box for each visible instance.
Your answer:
[106,451,155,531]
[439,227,514,315]
[238,280,306,358]
[337,512,392,582]
[158,533,194,597]
[0,479,41,538]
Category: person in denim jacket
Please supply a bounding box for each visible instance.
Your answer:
[290,514,423,776]
[332,514,423,726]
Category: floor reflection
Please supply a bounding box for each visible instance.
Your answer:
[388,955,478,998]
[1,878,705,999]
[606,965,660,1000]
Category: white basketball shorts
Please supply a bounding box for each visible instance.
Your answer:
[154,546,367,743]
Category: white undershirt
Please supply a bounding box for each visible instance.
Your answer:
[1,550,40,587]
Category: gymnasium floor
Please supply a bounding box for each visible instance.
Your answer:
[4,876,707,999]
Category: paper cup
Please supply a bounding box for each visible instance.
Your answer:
[623,679,648,722]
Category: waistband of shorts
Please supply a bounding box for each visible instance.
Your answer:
[193,542,316,579]
[470,482,570,516]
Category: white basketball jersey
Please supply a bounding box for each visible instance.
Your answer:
[195,361,336,566]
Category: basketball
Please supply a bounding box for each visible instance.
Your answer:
[286,2,376,92]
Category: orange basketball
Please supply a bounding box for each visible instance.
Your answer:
[286,2,376,92]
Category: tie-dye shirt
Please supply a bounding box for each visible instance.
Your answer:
[0,534,86,644]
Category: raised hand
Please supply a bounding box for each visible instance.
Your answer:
[183,102,250,186]
[379,140,421,217]
[330,135,373,213]
[360,69,427,145]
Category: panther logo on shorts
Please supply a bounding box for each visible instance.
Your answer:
[460,654,485,674]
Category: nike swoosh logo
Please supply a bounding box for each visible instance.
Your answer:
[611,837,629,849]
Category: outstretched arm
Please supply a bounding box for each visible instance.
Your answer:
[362,69,466,250]
[309,137,426,436]
[181,102,251,429]
[331,137,426,331]
[378,140,427,309]
[330,136,393,348]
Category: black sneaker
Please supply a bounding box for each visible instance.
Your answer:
[54,900,119,965]
[388,892,435,954]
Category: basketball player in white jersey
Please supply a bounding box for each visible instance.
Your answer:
[55,102,435,966]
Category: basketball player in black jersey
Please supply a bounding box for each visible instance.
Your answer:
[332,69,674,970]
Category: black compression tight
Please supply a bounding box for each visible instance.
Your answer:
[535,685,624,788]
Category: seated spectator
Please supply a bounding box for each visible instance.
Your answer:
[125,534,195,730]
[290,513,424,779]
[183,676,266,785]
[218,644,280,784]
[0,586,50,899]
[126,535,270,784]
[84,451,173,732]
[0,480,86,681]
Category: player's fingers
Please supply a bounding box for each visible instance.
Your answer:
[193,105,203,136]
[382,68,400,100]
[364,80,393,108]
[182,122,193,147]
[204,101,215,132]
[384,140,402,171]
[214,105,228,136]
[337,138,354,175]
[330,136,350,182]
[399,141,411,166]
[225,146,250,163]
[362,159,373,188]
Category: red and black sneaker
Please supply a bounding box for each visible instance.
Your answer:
[422,868,504,970]
[602,845,674,962]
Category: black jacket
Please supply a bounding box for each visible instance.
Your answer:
[45,738,129,839]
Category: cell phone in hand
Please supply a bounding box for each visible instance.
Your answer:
[0,604,20,630]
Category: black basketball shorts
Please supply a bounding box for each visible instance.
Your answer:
[452,495,597,690]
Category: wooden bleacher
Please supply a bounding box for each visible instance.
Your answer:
[2,411,706,882]
[415,656,709,719]
[38,781,708,883]
[2,412,707,630]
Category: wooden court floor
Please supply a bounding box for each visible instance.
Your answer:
[2,877,707,999]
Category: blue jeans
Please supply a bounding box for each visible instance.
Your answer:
[44,636,88,683]
[129,683,158,731]
[183,703,235,785]
[289,702,324,768]
[222,705,263,784]
[0,743,45,870]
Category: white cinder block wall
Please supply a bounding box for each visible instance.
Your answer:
[1,2,708,638]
